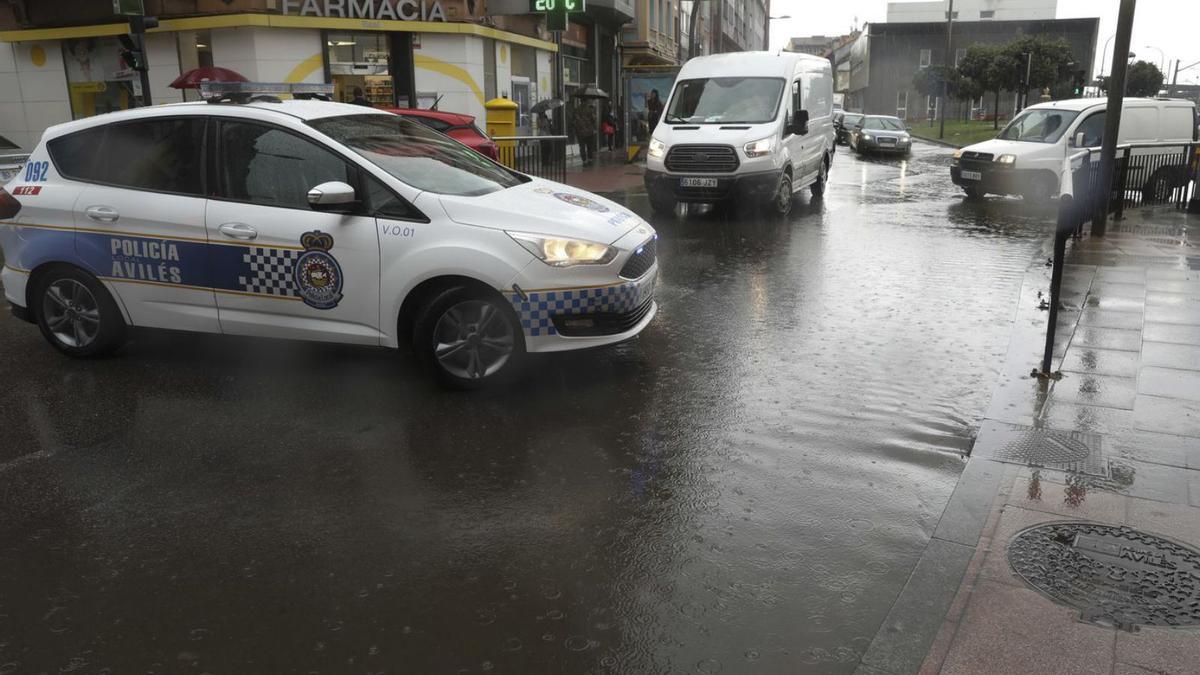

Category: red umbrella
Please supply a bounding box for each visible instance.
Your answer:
[169,67,248,90]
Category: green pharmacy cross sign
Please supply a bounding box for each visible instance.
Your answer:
[531,0,586,31]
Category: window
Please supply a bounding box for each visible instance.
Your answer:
[998,109,1080,143]
[980,10,995,19]
[919,49,932,68]
[945,10,958,19]
[664,77,785,124]
[955,48,967,67]
[218,121,354,210]
[927,95,937,119]
[1074,112,1106,147]
[863,117,905,131]
[896,91,908,120]
[48,118,206,196]
[309,114,524,197]
[63,36,142,118]
[402,115,452,132]
[364,175,419,220]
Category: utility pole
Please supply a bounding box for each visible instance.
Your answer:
[1170,59,1179,96]
[1094,0,1136,237]
[938,0,954,140]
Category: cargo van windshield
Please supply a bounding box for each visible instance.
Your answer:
[998,109,1080,143]
[664,77,785,125]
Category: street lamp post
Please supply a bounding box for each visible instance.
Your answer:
[1144,45,1165,74]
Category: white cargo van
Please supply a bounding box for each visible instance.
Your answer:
[644,51,837,217]
[951,97,1198,201]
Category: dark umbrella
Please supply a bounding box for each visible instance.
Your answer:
[574,86,609,100]
[169,67,249,89]
[530,97,565,114]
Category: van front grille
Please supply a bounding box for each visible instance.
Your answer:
[665,145,739,174]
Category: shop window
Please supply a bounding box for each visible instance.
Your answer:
[327,32,394,107]
[63,37,140,119]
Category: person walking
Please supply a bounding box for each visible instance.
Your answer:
[646,89,664,135]
[573,97,597,165]
[601,100,619,152]
[349,87,372,107]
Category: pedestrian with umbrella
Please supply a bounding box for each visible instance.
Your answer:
[572,86,607,166]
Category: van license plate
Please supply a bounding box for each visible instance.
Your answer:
[961,170,982,181]
[680,177,718,188]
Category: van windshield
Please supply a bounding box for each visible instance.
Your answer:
[998,109,1080,143]
[664,77,785,124]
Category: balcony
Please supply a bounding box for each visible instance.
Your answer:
[622,28,679,65]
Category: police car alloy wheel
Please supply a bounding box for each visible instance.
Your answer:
[34,268,125,357]
[415,287,525,389]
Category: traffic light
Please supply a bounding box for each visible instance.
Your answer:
[117,34,145,72]
[1071,69,1086,97]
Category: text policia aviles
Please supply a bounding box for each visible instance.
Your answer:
[281,0,448,22]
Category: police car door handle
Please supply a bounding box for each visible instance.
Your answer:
[84,206,119,223]
[218,222,258,241]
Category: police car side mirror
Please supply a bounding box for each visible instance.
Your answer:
[307,181,358,210]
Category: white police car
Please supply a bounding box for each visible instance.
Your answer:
[0,83,657,387]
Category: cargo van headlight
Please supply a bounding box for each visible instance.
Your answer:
[743,137,774,158]
[648,138,667,159]
[507,232,618,267]
[996,154,1017,165]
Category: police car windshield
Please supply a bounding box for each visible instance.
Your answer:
[664,77,785,124]
[998,109,1080,144]
[309,114,522,196]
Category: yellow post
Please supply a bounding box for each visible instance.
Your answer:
[485,97,519,168]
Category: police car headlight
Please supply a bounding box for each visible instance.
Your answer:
[508,232,618,267]
[997,154,1017,165]
[743,137,774,158]
[648,138,666,159]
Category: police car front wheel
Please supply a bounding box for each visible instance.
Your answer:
[34,268,126,357]
[415,287,525,389]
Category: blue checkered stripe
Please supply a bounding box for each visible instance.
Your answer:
[511,281,650,337]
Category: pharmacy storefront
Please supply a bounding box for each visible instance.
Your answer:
[0,1,558,151]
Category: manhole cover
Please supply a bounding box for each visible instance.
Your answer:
[1008,522,1200,631]
[981,428,1108,477]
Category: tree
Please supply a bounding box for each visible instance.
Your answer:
[1003,35,1076,99]
[1125,60,1164,96]
[959,44,1019,129]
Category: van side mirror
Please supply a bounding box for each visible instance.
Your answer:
[1072,132,1086,148]
[791,109,810,136]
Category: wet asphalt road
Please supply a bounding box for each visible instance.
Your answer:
[0,143,1061,674]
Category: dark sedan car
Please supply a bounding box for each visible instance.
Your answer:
[849,115,913,155]
[834,111,864,145]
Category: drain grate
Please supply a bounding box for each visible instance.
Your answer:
[1008,522,1200,631]
[979,427,1108,477]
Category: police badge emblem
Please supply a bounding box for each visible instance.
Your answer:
[294,230,344,309]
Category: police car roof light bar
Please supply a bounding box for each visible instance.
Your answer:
[199,81,336,104]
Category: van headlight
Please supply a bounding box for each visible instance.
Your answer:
[996,154,1017,165]
[648,138,666,159]
[507,232,618,267]
[743,137,774,158]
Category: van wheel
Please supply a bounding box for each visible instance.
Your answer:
[648,190,677,215]
[770,172,794,216]
[413,286,524,389]
[811,159,829,199]
[34,267,126,357]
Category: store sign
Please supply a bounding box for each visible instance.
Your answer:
[281,0,448,22]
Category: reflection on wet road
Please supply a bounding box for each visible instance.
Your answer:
[0,143,1057,673]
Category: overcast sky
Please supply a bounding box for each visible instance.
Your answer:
[767,0,1200,83]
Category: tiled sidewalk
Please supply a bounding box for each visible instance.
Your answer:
[858,209,1200,675]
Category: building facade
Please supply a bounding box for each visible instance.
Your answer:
[0,0,565,151]
[841,17,1097,122]
[886,0,1058,23]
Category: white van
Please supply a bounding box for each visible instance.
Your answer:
[952,97,1198,201]
[644,51,837,217]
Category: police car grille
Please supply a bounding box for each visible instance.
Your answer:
[619,238,657,279]
[552,297,655,337]
[962,151,994,161]
[665,145,739,173]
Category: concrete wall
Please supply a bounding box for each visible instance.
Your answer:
[414,33,487,122]
[209,27,324,84]
[887,0,1058,22]
[0,42,71,152]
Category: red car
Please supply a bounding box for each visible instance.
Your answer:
[381,108,498,160]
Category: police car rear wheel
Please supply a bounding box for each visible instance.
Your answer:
[35,268,125,357]
[416,287,524,389]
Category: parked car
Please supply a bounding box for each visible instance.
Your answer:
[644,51,837,217]
[834,111,864,145]
[951,97,1199,202]
[0,85,658,388]
[849,115,913,156]
[382,107,499,160]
